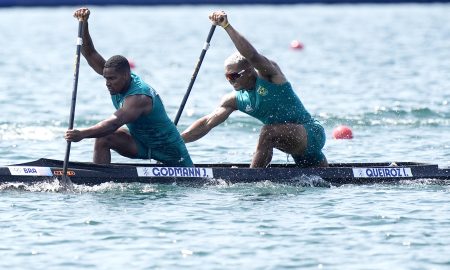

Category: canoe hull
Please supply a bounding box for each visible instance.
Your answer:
[1,158,449,186]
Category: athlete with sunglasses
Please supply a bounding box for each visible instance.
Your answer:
[182,11,328,168]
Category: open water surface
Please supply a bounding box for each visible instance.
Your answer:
[0,4,449,269]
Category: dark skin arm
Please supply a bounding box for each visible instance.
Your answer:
[73,8,105,75]
[65,95,152,142]
[209,11,287,84]
[183,11,288,143]
[66,8,154,143]
[182,92,236,143]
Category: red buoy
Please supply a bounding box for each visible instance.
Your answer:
[332,125,353,139]
[290,40,304,50]
[128,58,136,69]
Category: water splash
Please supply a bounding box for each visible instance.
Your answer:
[0,179,162,193]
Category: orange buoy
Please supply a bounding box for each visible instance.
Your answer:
[332,125,353,139]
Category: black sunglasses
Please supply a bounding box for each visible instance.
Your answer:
[225,69,246,82]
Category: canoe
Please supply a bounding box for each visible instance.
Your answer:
[1,158,449,186]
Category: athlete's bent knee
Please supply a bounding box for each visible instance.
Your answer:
[94,135,116,149]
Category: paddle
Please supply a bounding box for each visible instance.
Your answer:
[174,25,216,126]
[62,20,84,181]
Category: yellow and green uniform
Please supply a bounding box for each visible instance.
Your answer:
[236,77,326,167]
[111,73,193,167]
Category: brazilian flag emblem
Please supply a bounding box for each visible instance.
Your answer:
[257,86,268,96]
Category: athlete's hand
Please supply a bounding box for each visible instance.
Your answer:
[73,7,90,22]
[64,129,84,142]
[209,11,229,28]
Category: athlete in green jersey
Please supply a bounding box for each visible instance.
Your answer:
[65,8,192,167]
[182,11,327,168]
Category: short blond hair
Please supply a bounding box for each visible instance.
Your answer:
[224,51,248,67]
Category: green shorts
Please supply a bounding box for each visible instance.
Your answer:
[292,121,326,167]
[134,137,194,167]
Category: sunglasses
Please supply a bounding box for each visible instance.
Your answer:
[225,69,246,82]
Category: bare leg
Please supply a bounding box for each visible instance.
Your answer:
[317,156,329,167]
[93,128,139,164]
[251,123,308,168]
[252,144,274,168]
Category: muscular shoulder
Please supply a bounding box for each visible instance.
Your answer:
[123,94,153,109]
[256,59,287,84]
[220,91,237,110]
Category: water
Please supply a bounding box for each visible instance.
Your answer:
[0,4,449,269]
